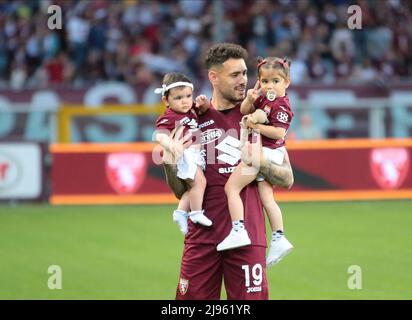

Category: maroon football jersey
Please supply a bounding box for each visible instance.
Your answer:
[155,104,201,143]
[253,94,294,149]
[185,102,267,247]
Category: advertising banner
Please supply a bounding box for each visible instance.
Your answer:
[50,139,412,205]
[0,143,42,199]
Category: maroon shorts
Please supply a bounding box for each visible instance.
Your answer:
[175,243,268,300]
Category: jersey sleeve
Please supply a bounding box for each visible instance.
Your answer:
[268,102,293,130]
[155,113,175,134]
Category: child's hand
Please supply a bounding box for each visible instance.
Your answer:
[246,81,260,103]
[195,94,209,115]
[246,115,259,129]
[195,95,208,108]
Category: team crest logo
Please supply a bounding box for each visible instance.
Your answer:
[0,153,19,189]
[105,152,147,194]
[370,148,409,189]
[179,278,189,295]
[276,111,289,123]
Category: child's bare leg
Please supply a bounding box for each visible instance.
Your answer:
[224,162,257,222]
[177,191,190,212]
[186,167,212,226]
[217,162,256,251]
[258,180,293,266]
[186,167,206,212]
[258,180,284,232]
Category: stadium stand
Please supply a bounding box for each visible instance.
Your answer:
[0,0,411,95]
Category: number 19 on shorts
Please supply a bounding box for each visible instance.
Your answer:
[242,264,263,293]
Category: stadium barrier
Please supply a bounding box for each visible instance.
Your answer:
[57,104,164,143]
[2,84,412,144]
[50,139,412,205]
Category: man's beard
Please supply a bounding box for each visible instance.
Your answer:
[221,88,245,104]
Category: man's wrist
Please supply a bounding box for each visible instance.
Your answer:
[248,144,265,170]
[255,152,267,171]
[160,138,172,152]
[162,150,176,166]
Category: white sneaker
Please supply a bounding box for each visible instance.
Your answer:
[189,210,212,227]
[266,235,293,267]
[173,210,188,235]
[217,228,251,251]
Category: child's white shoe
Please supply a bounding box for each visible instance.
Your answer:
[173,210,188,235]
[266,234,293,267]
[217,228,251,251]
[189,210,212,227]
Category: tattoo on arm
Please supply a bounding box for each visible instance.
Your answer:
[163,163,187,199]
[260,151,294,189]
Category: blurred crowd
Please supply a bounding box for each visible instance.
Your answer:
[0,0,411,98]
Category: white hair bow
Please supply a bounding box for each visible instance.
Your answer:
[153,84,166,96]
[154,82,193,96]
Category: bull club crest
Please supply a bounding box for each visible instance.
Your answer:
[370,148,409,189]
[179,278,189,295]
[105,152,147,194]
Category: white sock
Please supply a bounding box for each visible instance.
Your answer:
[272,230,283,241]
[174,210,188,218]
[232,220,244,232]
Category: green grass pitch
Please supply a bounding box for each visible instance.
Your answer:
[0,200,411,300]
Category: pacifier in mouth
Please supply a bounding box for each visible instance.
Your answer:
[266,90,276,101]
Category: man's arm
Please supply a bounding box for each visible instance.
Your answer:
[259,149,294,189]
[160,126,191,199]
[163,162,187,199]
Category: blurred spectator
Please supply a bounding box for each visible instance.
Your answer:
[351,57,378,84]
[308,53,327,82]
[10,61,27,90]
[0,0,410,92]
[330,22,355,62]
[66,10,91,79]
[289,53,308,84]
[295,112,323,140]
[43,52,65,84]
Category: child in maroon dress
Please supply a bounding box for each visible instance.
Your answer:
[218,57,294,267]
[155,73,212,235]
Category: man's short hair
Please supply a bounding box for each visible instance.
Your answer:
[204,43,248,70]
